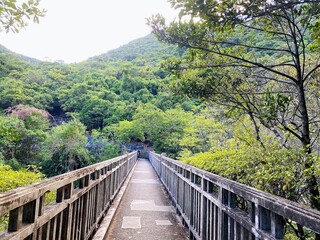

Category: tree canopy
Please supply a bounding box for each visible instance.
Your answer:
[149,0,320,212]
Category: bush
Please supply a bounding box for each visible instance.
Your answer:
[181,139,306,202]
[0,165,44,231]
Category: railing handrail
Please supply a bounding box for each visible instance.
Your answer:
[149,152,320,239]
[0,152,135,215]
[0,152,138,240]
[155,153,320,226]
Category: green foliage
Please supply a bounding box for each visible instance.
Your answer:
[107,120,145,143]
[79,96,111,129]
[0,114,24,167]
[0,164,44,231]
[148,1,320,151]
[0,0,45,33]
[108,104,192,157]
[42,119,90,177]
[179,108,230,154]
[0,165,44,193]
[0,105,50,166]
[0,114,23,146]
[87,130,121,162]
[0,34,197,181]
[0,66,53,110]
[259,90,291,122]
[180,120,306,201]
[90,34,184,65]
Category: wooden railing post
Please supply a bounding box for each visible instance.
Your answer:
[271,212,285,239]
[200,176,206,240]
[9,198,41,233]
[57,183,73,203]
[8,207,23,232]
[159,154,163,178]
[259,206,271,232]
[220,188,229,240]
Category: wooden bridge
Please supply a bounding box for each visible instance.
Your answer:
[0,152,320,240]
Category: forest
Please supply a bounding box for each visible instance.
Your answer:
[0,35,195,181]
[0,1,320,238]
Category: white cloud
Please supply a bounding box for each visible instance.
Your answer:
[0,0,177,63]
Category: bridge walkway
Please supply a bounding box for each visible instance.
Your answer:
[104,158,188,240]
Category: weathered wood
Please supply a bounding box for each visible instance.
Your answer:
[0,155,132,215]
[149,152,320,240]
[22,200,36,224]
[8,207,23,232]
[271,212,285,239]
[0,152,137,240]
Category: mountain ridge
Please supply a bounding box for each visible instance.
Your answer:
[0,43,40,64]
[87,34,184,64]
[0,34,183,65]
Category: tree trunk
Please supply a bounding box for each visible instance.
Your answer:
[297,84,320,211]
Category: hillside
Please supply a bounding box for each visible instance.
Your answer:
[0,34,193,127]
[0,33,198,177]
[0,44,11,54]
[88,34,185,64]
[0,43,40,64]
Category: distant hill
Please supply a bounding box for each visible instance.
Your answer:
[0,43,40,64]
[0,44,11,54]
[0,35,184,66]
[88,34,185,64]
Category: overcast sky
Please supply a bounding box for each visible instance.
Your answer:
[0,0,178,63]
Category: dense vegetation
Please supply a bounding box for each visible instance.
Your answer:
[0,1,320,238]
[0,35,197,177]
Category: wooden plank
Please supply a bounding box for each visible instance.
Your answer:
[57,212,63,240]
[46,221,51,240]
[0,224,34,240]
[66,203,75,240]
[81,193,89,239]
[51,217,57,240]
[8,206,23,232]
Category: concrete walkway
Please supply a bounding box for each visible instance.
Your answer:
[105,159,188,240]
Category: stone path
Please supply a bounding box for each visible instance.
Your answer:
[105,158,188,240]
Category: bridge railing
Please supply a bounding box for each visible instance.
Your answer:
[149,152,320,240]
[0,152,137,240]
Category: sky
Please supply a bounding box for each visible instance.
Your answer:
[0,0,178,63]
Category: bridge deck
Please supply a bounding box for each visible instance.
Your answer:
[104,158,188,240]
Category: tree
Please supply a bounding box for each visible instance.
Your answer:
[86,130,121,162]
[0,0,45,33]
[131,104,192,156]
[0,114,24,164]
[179,108,230,154]
[108,120,145,143]
[0,105,50,166]
[42,119,90,177]
[79,95,111,129]
[149,1,320,211]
